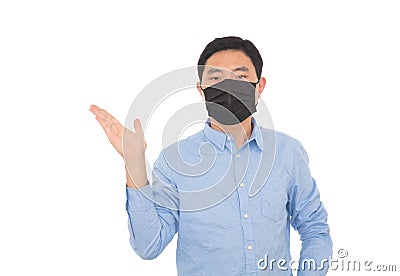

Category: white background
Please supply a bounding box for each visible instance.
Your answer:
[1,0,399,275]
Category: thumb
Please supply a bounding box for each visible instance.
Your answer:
[133,118,144,136]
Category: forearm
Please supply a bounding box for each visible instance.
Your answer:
[294,200,333,275]
[126,185,178,260]
[297,233,333,276]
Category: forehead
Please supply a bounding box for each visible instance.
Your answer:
[204,50,256,73]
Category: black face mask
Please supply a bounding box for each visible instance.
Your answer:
[202,78,258,125]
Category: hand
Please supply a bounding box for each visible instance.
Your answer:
[89,104,147,158]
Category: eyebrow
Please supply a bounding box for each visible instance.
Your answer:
[207,68,222,74]
[232,66,249,72]
[207,66,249,74]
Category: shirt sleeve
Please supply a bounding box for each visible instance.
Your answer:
[288,141,333,276]
[125,151,179,260]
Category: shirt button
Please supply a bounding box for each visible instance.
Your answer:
[236,153,240,158]
[239,182,244,188]
[243,213,249,219]
[247,245,252,250]
[227,136,231,141]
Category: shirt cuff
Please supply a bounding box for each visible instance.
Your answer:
[125,182,155,211]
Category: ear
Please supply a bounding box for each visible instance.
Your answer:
[196,81,205,102]
[256,77,267,98]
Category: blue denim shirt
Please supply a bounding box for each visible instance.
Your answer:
[126,117,332,275]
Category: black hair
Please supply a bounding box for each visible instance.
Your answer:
[197,36,263,82]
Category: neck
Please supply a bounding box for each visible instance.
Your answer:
[210,117,253,149]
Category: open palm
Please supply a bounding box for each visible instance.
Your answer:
[89,104,146,158]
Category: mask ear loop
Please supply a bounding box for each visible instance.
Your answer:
[199,79,207,94]
[254,79,260,107]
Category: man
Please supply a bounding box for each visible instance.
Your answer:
[90,36,332,275]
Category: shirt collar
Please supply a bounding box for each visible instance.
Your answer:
[248,117,264,151]
[203,117,264,151]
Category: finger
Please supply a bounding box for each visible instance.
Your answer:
[90,105,109,120]
[91,105,122,136]
[94,111,116,131]
[94,108,109,121]
[133,118,144,136]
[95,116,113,134]
[102,112,122,136]
[96,108,120,127]
[89,104,100,115]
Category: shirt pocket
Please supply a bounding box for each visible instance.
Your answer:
[260,177,288,225]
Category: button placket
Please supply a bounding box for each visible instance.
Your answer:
[234,148,256,275]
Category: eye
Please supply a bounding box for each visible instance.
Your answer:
[209,76,221,81]
[236,75,247,79]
